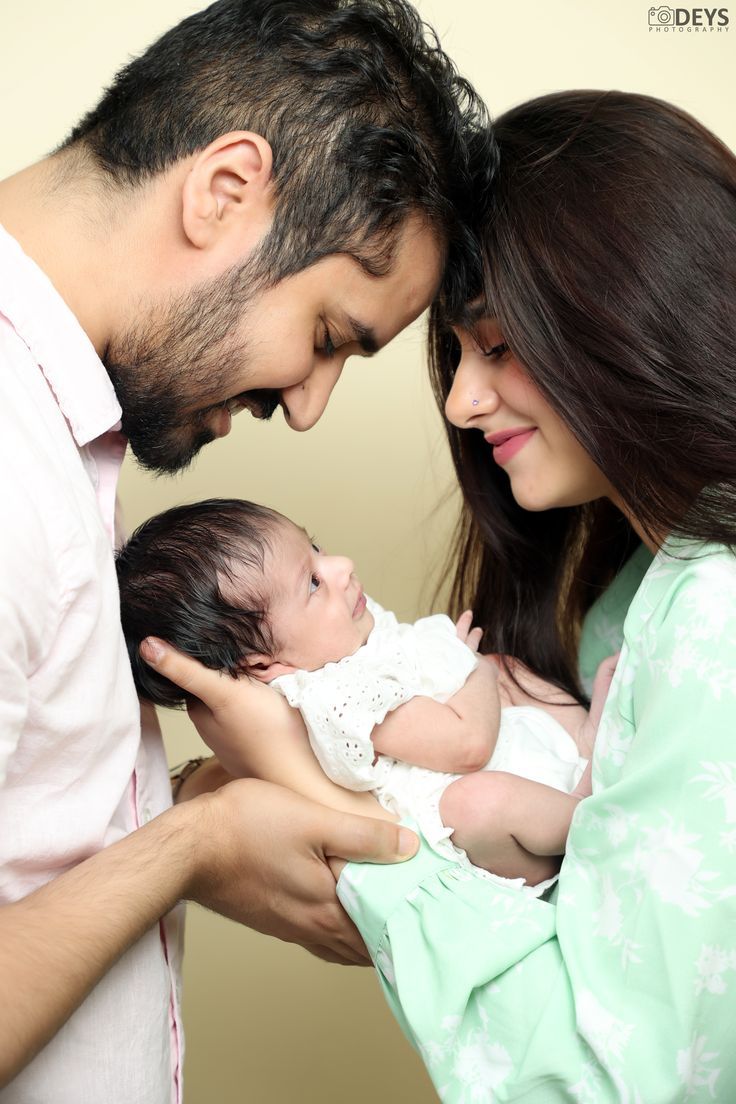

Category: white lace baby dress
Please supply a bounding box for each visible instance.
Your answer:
[273,599,587,895]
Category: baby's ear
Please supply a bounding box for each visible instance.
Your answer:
[239,655,297,683]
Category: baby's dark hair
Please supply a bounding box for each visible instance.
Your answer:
[116,498,282,708]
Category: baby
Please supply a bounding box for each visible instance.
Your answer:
[116,498,614,893]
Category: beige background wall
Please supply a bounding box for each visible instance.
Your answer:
[2,2,733,1100]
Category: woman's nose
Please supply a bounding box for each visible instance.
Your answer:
[444,353,500,429]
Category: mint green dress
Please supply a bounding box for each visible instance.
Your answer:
[338,539,736,1101]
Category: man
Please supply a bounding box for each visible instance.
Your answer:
[0,0,490,1100]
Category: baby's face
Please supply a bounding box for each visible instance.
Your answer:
[262,519,375,673]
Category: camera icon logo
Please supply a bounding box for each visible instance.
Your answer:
[649,5,675,23]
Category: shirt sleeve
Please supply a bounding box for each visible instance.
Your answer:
[338,561,736,1102]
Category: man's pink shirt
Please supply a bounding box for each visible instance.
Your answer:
[0,225,183,1103]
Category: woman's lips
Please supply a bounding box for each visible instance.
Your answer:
[485,427,537,465]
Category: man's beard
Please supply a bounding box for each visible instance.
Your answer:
[104,266,279,475]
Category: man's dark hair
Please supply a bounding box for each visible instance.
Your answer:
[62,0,492,297]
[116,499,281,708]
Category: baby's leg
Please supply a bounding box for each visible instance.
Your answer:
[440,771,583,886]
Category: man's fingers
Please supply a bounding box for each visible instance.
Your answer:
[140,638,229,707]
[322,813,418,865]
[304,943,370,967]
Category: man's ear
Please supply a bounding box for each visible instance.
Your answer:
[240,655,298,684]
[181,130,274,251]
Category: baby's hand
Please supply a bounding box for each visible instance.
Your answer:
[455,609,483,653]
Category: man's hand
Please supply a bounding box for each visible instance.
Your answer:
[141,638,418,964]
[184,778,414,964]
[141,637,302,779]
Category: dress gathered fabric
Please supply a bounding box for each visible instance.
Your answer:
[274,599,587,895]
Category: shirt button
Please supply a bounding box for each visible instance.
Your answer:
[141,806,152,824]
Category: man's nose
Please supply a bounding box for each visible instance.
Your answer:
[280,358,345,432]
[444,353,500,429]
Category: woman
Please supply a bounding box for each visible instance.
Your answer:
[343,89,736,1100]
[147,91,736,1100]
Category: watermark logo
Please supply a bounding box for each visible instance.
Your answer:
[648,6,730,30]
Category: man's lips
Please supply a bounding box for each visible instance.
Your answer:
[209,392,282,438]
[484,427,537,465]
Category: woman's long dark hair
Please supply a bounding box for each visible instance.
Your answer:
[430,90,736,701]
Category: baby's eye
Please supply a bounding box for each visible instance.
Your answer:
[309,573,321,595]
[311,541,321,554]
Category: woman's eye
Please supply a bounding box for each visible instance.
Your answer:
[309,574,321,595]
[481,341,509,360]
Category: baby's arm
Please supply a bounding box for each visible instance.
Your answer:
[372,658,501,773]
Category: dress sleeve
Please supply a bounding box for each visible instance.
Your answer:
[338,559,736,1102]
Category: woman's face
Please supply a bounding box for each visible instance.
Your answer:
[444,319,615,511]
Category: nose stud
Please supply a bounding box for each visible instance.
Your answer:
[471,399,479,407]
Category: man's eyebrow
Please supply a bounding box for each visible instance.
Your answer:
[347,316,380,355]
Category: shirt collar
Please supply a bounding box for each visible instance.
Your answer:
[0,223,122,446]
